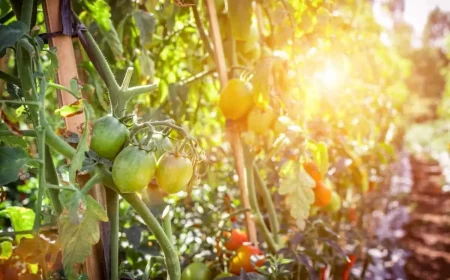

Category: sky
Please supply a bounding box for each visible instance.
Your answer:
[373,0,450,47]
[404,0,450,36]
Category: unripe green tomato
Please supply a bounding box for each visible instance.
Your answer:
[214,272,234,279]
[152,134,174,159]
[181,262,212,280]
[156,153,194,194]
[324,191,341,213]
[112,146,156,193]
[90,116,129,160]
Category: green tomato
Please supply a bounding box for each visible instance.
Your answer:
[325,191,341,213]
[181,262,212,280]
[155,153,193,194]
[214,272,234,279]
[152,134,174,159]
[90,116,129,160]
[112,146,156,193]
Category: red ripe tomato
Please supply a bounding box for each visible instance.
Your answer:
[229,245,265,274]
[224,229,248,251]
[303,162,322,182]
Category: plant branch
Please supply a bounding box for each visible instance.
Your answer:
[105,188,119,280]
[191,1,215,58]
[45,147,63,215]
[243,144,278,253]
[47,82,80,99]
[121,193,180,280]
[80,173,103,195]
[0,129,36,137]
[0,70,21,86]
[253,164,280,245]
[20,0,33,30]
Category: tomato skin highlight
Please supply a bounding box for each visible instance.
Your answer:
[247,106,276,134]
[314,181,332,207]
[90,116,129,160]
[219,79,254,120]
[181,262,212,280]
[303,162,322,182]
[155,153,193,194]
[224,229,248,251]
[112,146,156,193]
[229,245,265,274]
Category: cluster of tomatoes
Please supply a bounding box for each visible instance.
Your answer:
[181,229,264,280]
[90,116,194,194]
[219,79,290,137]
[303,162,341,213]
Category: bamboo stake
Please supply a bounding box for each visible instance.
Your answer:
[42,1,106,279]
[205,0,258,245]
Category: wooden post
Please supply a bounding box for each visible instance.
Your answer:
[205,0,258,245]
[42,1,107,279]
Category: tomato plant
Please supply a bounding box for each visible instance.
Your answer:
[219,79,254,120]
[112,146,157,193]
[229,245,265,274]
[155,152,194,194]
[90,115,129,160]
[181,262,212,280]
[224,229,248,251]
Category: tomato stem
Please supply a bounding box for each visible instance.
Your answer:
[106,188,120,280]
[253,164,281,245]
[121,193,181,280]
[242,143,278,253]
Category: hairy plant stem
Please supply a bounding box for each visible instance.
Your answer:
[105,188,119,280]
[20,0,33,30]
[44,147,63,215]
[0,129,36,137]
[120,193,181,280]
[242,143,278,253]
[253,164,280,245]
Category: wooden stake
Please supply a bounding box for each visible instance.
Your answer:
[43,0,84,133]
[205,0,258,245]
[42,1,106,279]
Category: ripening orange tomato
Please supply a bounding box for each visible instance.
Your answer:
[219,79,254,120]
[229,245,265,274]
[303,162,322,182]
[314,181,332,207]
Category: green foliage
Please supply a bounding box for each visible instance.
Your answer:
[0,206,34,241]
[0,241,13,260]
[59,195,108,280]
[0,146,28,185]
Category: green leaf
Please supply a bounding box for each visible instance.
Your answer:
[138,52,155,80]
[133,10,156,48]
[0,146,29,185]
[0,21,27,54]
[59,195,108,280]
[228,0,253,41]
[0,241,12,260]
[55,100,84,118]
[279,161,315,230]
[59,190,87,225]
[45,47,59,77]
[70,78,81,99]
[0,206,35,241]
[68,102,91,184]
